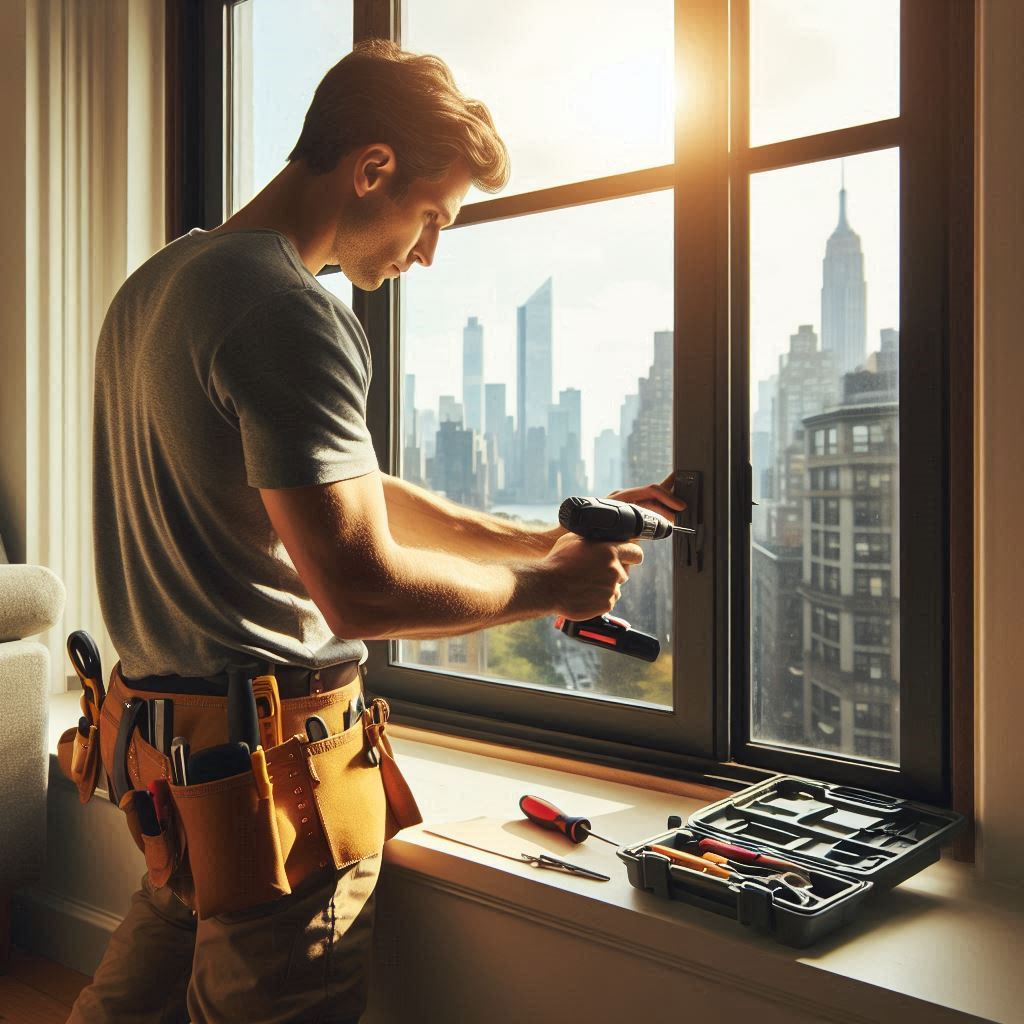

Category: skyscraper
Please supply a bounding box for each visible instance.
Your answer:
[463,316,484,435]
[404,374,417,446]
[820,175,867,376]
[594,428,621,496]
[516,278,553,486]
[438,395,464,426]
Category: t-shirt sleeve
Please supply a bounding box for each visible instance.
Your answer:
[210,286,379,489]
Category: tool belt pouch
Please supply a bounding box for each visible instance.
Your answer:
[56,719,102,804]
[169,769,290,919]
[99,664,423,919]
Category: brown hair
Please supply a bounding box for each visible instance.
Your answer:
[288,39,509,196]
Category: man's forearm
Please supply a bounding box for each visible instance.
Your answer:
[381,473,561,561]
[344,541,555,640]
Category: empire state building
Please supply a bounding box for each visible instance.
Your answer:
[820,179,867,376]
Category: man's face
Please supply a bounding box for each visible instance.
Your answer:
[333,157,473,291]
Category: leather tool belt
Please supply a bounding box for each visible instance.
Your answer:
[58,660,422,919]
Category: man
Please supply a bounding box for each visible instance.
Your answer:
[70,40,682,1024]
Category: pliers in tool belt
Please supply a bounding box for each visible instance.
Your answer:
[67,631,105,728]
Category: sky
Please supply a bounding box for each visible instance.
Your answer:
[240,0,901,484]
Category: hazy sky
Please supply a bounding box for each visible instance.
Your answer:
[243,0,901,482]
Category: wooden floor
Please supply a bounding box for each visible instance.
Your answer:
[0,945,92,1023]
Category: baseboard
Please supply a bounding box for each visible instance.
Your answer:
[12,883,121,977]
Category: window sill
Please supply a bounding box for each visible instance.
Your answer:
[47,692,1021,1022]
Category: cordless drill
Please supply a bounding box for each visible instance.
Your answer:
[553,497,694,663]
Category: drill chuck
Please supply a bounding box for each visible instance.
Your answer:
[558,496,687,542]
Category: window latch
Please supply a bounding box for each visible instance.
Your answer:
[676,470,704,571]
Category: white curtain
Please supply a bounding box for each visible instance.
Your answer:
[25,0,166,691]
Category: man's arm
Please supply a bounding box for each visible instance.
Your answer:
[380,473,558,562]
[379,471,687,562]
[260,470,643,641]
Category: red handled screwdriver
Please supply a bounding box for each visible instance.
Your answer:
[519,794,620,846]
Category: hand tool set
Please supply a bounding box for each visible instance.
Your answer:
[553,496,694,662]
[619,775,965,947]
[430,780,963,945]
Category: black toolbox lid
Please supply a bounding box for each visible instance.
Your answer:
[684,775,966,889]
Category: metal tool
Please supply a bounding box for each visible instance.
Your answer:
[227,666,261,752]
[647,844,731,877]
[305,715,330,742]
[698,838,809,877]
[66,631,105,727]
[147,699,174,755]
[170,737,190,786]
[346,691,366,730]
[111,698,148,804]
[423,828,610,881]
[520,794,620,846]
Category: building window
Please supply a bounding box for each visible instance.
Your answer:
[854,467,892,492]
[855,615,892,647]
[823,498,840,526]
[855,652,888,680]
[447,636,468,664]
[811,529,822,556]
[823,531,841,560]
[823,566,841,595]
[854,533,891,562]
[811,682,842,747]
[851,422,890,454]
[855,570,891,598]
[855,700,892,732]
[854,498,891,528]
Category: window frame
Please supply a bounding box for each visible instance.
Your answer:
[169,0,974,807]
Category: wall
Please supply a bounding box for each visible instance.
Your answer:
[976,0,1024,887]
[0,1,28,565]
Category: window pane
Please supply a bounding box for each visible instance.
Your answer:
[749,150,900,765]
[396,192,674,706]
[749,0,900,148]
[230,0,353,303]
[403,0,675,201]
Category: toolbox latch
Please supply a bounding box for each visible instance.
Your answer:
[639,850,672,900]
[736,883,773,931]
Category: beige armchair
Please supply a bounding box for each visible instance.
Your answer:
[0,564,66,968]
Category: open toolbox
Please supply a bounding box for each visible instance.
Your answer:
[618,775,965,948]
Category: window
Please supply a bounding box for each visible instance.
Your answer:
[855,700,892,733]
[854,467,892,492]
[855,570,891,599]
[855,651,888,681]
[823,531,841,561]
[854,498,891,528]
[854,533,891,562]
[855,615,891,648]
[195,0,970,802]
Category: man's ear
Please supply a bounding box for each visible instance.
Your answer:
[353,144,397,198]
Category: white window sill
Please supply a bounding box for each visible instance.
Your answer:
[48,691,1023,1022]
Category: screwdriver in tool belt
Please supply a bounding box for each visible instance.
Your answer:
[519,794,620,846]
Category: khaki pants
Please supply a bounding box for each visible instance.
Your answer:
[67,854,380,1024]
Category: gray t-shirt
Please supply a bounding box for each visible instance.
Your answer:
[93,228,378,679]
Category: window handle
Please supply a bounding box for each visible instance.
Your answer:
[676,470,704,572]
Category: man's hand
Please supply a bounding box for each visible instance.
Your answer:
[542,532,644,621]
[606,471,687,522]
